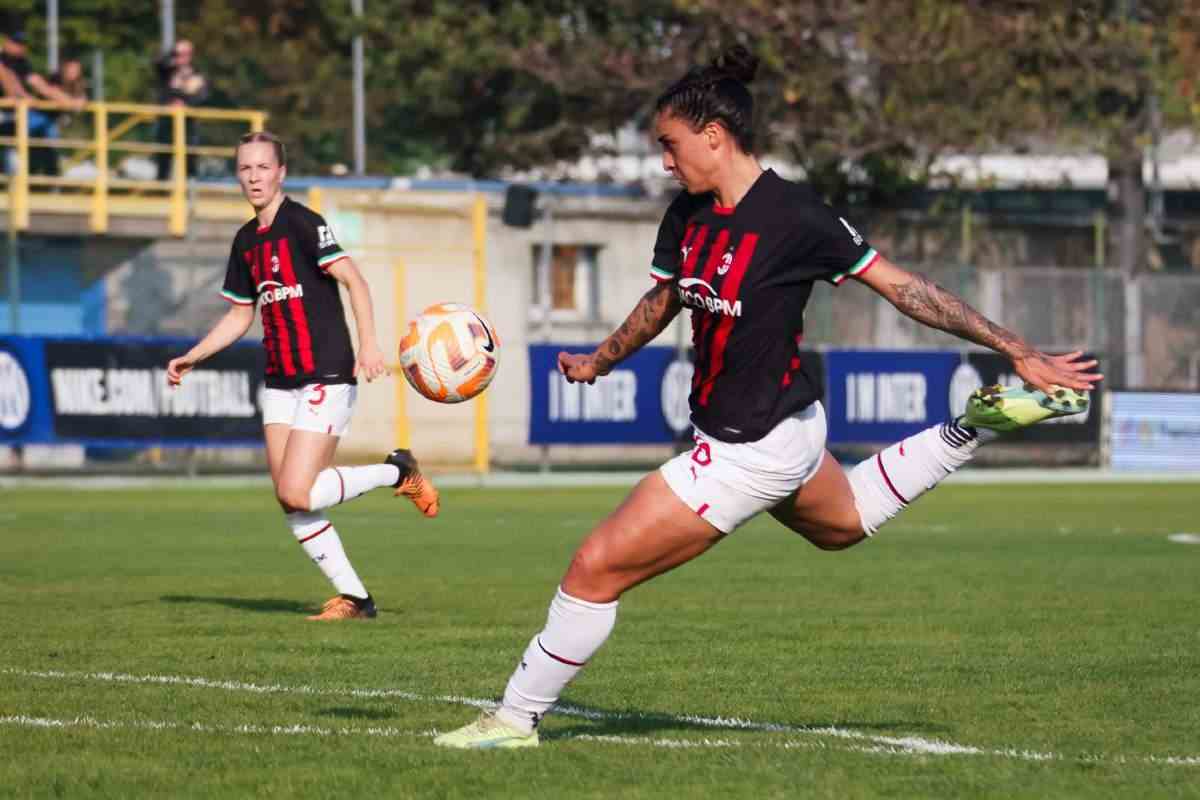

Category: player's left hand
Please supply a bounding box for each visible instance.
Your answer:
[356,343,388,382]
[558,351,601,385]
[1010,350,1102,394]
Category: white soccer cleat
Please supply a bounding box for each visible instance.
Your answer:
[963,384,1089,433]
[433,712,540,750]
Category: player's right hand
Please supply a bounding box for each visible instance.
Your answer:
[166,355,195,387]
[558,351,600,385]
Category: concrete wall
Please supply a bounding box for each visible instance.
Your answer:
[315,187,677,466]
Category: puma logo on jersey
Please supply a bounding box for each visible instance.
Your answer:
[317,225,338,249]
[680,244,693,262]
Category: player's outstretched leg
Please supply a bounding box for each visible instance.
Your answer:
[385,449,440,518]
[846,384,1088,535]
[303,449,439,517]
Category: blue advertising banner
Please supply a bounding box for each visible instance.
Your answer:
[825,350,960,444]
[0,335,264,447]
[0,336,54,443]
[528,344,693,445]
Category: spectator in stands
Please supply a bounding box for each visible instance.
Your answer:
[0,31,84,175]
[154,38,208,181]
[49,57,87,101]
[48,57,88,148]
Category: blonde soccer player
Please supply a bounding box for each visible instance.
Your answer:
[167,131,439,621]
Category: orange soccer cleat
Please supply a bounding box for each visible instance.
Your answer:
[306,594,377,621]
[385,448,440,518]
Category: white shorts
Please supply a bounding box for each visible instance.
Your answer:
[660,402,828,534]
[261,382,357,437]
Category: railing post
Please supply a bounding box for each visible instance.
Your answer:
[90,103,109,233]
[393,257,410,450]
[169,105,187,236]
[250,112,265,133]
[12,101,29,230]
[472,193,489,474]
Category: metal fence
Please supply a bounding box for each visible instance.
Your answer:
[804,263,1200,391]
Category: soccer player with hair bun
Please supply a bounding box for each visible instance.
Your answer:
[166,131,440,621]
[435,45,1101,748]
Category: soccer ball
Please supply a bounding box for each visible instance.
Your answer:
[398,303,500,403]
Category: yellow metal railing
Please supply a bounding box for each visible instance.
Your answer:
[0,98,266,236]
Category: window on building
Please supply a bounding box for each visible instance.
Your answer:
[532,244,600,321]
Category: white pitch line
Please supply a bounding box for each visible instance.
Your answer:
[5,666,1199,767]
[0,714,432,739]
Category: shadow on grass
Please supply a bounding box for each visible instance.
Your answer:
[544,699,951,741]
[160,594,312,615]
[316,706,398,721]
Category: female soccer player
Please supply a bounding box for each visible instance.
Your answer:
[166,131,439,621]
[435,47,1101,747]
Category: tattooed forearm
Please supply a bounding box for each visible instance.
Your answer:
[593,282,681,374]
[889,273,1033,358]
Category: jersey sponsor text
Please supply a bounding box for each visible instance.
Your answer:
[676,278,743,317]
[257,280,305,306]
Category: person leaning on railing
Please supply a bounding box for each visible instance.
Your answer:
[48,57,88,127]
[154,38,209,181]
[0,30,84,175]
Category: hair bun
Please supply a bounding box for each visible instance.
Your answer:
[711,45,758,84]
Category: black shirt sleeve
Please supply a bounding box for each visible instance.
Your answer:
[651,191,705,283]
[293,205,348,271]
[220,235,255,306]
[801,200,879,286]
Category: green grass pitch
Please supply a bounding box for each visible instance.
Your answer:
[1,481,1197,798]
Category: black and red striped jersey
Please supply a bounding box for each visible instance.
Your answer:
[650,169,878,443]
[220,196,356,389]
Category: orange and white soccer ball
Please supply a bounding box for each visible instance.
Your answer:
[398,303,500,403]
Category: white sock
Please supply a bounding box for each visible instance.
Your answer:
[308,464,400,511]
[848,419,990,535]
[286,511,368,599]
[496,587,618,733]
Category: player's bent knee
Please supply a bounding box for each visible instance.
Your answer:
[275,484,312,513]
[562,540,626,600]
[806,527,867,551]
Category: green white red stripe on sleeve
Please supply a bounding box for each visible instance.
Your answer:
[220,289,254,305]
[650,264,674,283]
[318,252,349,270]
[831,248,880,285]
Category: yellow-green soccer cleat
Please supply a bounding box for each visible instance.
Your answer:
[433,712,540,750]
[963,384,1090,432]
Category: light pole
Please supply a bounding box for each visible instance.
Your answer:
[47,0,59,71]
[352,0,366,175]
[161,0,175,52]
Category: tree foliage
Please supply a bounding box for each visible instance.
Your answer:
[9,0,1200,269]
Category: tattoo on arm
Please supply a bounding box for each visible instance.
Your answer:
[889,273,1032,358]
[593,282,680,374]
